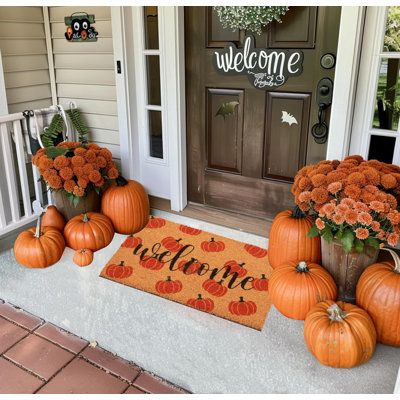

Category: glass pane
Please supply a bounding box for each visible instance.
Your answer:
[368,135,395,163]
[383,7,400,52]
[148,110,163,159]
[144,6,159,49]
[372,58,400,131]
[146,55,161,106]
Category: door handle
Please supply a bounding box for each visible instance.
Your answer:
[311,78,333,144]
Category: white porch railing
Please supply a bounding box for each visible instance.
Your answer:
[0,112,50,237]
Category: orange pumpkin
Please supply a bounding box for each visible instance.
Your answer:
[244,244,268,258]
[161,237,183,252]
[268,207,321,268]
[356,248,400,347]
[202,279,227,297]
[252,274,268,291]
[187,294,214,311]
[105,261,133,279]
[224,260,247,277]
[122,236,142,249]
[179,225,202,235]
[101,176,149,234]
[14,216,65,269]
[155,276,183,294]
[228,297,257,316]
[146,216,166,229]
[201,238,225,252]
[178,259,202,274]
[269,261,337,320]
[73,248,93,267]
[41,205,65,232]
[64,212,114,251]
[304,301,376,368]
[140,256,165,270]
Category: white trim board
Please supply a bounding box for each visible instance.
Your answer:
[0,50,8,116]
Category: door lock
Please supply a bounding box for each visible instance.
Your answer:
[311,78,333,144]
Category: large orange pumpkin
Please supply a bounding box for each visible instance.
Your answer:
[101,176,149,234]
[269,261,337,320]
[356,248,400,347]
[14,216,65,268]
[268,207,321,268]
[41,205,65,232]
[64,212,114,251]
[304,300,376,368]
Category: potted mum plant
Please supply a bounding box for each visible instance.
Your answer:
[32,141,119,220]
[292,155,400,302]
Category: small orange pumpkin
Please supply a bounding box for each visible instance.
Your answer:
[179,225,202,235]
[252,274,269,291]
[14,216,65,269]
[187,294,214,311]
[161,237,184,252]
[304,301,376,368]
[178,259,202,274]
[41,205,65,232]
[146,216,166,229]
[64,212,114,251]
[122,235,142,249]
[268,206,321,268]
[224,260,247,277]
[202,279,227,297]
[155,276,183,294]
[105,261,133,279]
[101,176,149,234]
[139,256,165,270]
[269,261,337,320]
[228,297,257,316]
[356,248,400,347]
[73,249,93,267]
[201,238,225,252]
[244,244,268,258]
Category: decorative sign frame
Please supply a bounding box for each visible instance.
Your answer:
[213,36,304,90]
[64,12,98,42]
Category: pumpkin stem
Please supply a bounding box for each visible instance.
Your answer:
[34,214,43,238]
[239,296,244,302]
[166,276,171,281]
[210,238,215,242]
[218,279,224,285]
[82,213,89,223]
[296,261,309,273]
[119,261,125,266]
[382,247,400,274]
[197,294,202,300]
[239,262,245,268]
[292,205,305,219]
[327,303,347,321]
[261,274,266,279]
[116,175,129,187]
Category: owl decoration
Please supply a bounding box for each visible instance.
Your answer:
[64,12,98,42]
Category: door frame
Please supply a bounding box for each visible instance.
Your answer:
[114,6,364,211]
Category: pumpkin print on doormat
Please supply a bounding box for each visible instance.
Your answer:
[100,217,272,330]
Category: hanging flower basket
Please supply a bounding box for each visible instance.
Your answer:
[213,6,289,35]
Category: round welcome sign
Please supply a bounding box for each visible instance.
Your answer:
[213,36,304,89]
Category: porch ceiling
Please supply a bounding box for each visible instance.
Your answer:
[0,210,399,394]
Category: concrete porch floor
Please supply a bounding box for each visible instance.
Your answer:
[0,209,399,394]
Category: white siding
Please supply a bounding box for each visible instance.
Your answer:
[0,7,52,113]
[49,6,119,158]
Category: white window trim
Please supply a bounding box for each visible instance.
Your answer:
[112,6,186,210]
[0,50,8,116]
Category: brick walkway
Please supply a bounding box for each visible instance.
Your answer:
[0,300,188,394]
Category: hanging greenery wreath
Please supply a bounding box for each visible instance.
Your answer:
[214,6,289,35]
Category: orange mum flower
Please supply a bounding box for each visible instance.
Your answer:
[73,185,85,197]
[107,167,119,179]
[73,166,84,177]
[381,174,397,189]
[371,221,380,232]
[84,150,97,163]
[387,194,398,209]
[315,164,334,175]
[298,191,311,203]
[99,148,113,161]
[387,232,399,247]
[71,155,85,167]
[341,198,355,208]
[95,156,107,169]
[63,179,76,193]
[369,201,385,213]
[332,213,345,225]
[336,204,349,214]
[77,177,89,189]
[347,172,366,186]
[321,203,335,216]
[298,202,309,212]
[53,155,70,170]
[354,201,369,213]
[89,170,102,183]
[327,181,342,194]
[344,209,358,225]
[355,228,369,240]
[315,218,325,230]
[357,212,373,225]
[47,174,63,189]
[344,155,364,163]
[39,156,54,171]
[326,171,347,184]
[74,147,87,157]
[82,163,95,175]
[360,190,375,204]
[298,177,312,190]
[95,177,105,188]
[363,168,380,185]
[59,167,74,181]
[311,187,329,204]
[42,169,58,182]
[311,174,327,188]
[344,184,361,200]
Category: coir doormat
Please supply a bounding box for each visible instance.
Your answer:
[100,217,272,330]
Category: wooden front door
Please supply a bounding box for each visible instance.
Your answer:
[185,6,341,219]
